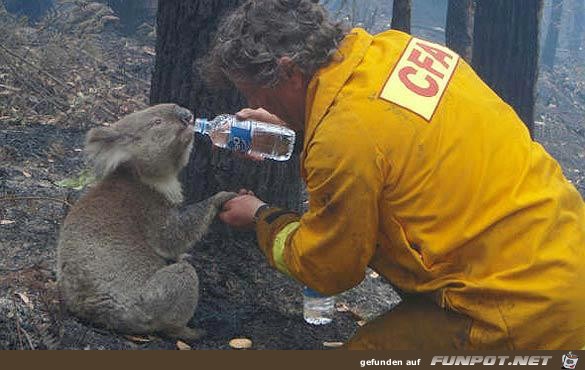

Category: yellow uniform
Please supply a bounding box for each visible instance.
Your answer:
[255,28,585,349]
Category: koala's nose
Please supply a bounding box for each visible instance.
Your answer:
[175,106,194,126]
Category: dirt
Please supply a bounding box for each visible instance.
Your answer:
[2,65,583,350]
[0,1,388,349]
[0,121,401,350]
[1,2,584,351]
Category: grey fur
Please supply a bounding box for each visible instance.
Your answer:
[57,104,236,340]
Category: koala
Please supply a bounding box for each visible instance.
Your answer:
[57,103,236,341]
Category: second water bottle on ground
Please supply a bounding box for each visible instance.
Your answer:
[303,286,335,325]
[194,114,296,161]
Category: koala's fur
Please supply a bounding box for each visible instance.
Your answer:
[57,103,236,340]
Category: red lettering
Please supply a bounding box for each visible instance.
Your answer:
[416,42,454,69]
[398,66,439,97]
[407,49,445,79]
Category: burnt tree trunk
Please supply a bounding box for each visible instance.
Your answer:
[472,0,543,136]
[569,0,584,57]
[541,0,564,69]
[150,0,302,209]
[391,0,411,34]
[446,0,475,62]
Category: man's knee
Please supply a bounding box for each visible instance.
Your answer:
[346,295,472,350]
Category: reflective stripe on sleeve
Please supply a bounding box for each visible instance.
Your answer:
[272,221,300,276]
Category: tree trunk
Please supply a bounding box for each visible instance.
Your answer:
[472,0,543,136]
[569,0,584,57]
[541,0,564,69]
[150,0,303,209]
[446,0,475,63]
[391,0,411,34]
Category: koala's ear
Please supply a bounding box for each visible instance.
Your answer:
[86,126,120,144]
[85,127,131,179]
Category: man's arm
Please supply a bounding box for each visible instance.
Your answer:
[254,124,384,295]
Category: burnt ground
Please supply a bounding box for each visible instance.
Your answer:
[0,2,583,349]
[1,66,584,350]
[0,1,401,349]
[0,122,400,350]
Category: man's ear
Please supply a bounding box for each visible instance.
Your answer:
[277,56,305,88]
[278,56,295,78]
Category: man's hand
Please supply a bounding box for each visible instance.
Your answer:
[227,108,289,162]
[219,189,267,230]
[236,107,289,127]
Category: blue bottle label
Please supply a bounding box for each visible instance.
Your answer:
[303,287,327,298]
[228,121,252,153]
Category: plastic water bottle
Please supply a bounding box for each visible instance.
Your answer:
[194,114,296,161]
[303,286,335,325]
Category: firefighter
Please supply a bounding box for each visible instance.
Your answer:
[204,0,585,349]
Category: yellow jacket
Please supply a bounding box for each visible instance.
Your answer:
[255,28,585,349]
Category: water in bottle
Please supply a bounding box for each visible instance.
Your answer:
[303,286,335,325]
[194,114,296,161]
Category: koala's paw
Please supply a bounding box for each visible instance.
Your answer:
[211,191,238,208]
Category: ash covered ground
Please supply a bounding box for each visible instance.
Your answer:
[1,1,583,350]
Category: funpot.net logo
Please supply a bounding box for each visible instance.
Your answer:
[430,355,553,366]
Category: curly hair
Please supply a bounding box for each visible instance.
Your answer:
[201,0,348,89]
